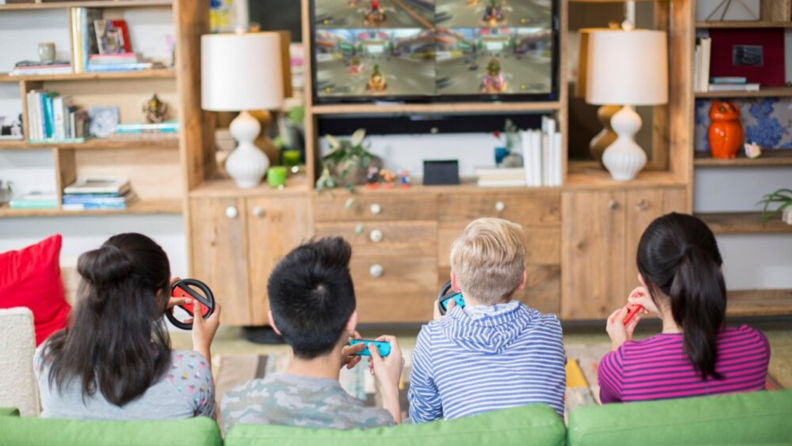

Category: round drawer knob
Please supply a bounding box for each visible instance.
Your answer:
[635,199,648,211]
[370,229,383,243]
[370,203,382,215]
[608,200,618,210]
[370,264,384,278]
[495,201,506,212]
[252,207,265,218]
[225,206,238,219]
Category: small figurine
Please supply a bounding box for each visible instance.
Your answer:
[379,168,396,189]
[365,164,380,189]
[399,170,411,188]
[143,93,169,124]
[744,142,762,159]
[708,100,743,159]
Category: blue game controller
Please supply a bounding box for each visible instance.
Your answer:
[349,339,391,357]
[438,280,465,315]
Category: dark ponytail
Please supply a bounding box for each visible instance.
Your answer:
[637,213,726,380]
[43,233,172,406]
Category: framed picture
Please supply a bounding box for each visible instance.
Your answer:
[94,19,126,54]
[710,29,785,86]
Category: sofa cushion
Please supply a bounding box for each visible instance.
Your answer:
[0,416,221,446]
[225,404,565,446]
[0,235,71,345]
[568,389,792,446]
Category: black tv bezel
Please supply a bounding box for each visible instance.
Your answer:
[309,0,560,105]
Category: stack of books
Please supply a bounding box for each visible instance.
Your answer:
[62,177,137,211]
[110,120,179,140]
[8,60,73,77]
[475,167,527,187]
[70,7,103,73]
[26,90,88,143]
[520,116,563,188]
[8,191,58,210]
[708,77,759,92]
[87,53,157,73]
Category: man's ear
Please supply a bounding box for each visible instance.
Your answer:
[515,269,528,292]
[450,271,461,293]
[344,310,358,334]
[268,311,282,336]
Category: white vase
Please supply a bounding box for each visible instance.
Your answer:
[783,207,792,225]
[602,105,647,181]
[226,110,270,189]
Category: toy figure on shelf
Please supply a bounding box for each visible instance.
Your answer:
[143,94,169,124]
[399,170,411,188]
[367,64,387,92]
[365,164,380,189]
[482,0,504,26]
[379,168,396,189]
[481,58,506,94]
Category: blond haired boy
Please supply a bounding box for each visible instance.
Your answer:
[408,218,566,422]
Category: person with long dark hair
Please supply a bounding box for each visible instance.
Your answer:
[35,233,221,419]
[599,213,770,403]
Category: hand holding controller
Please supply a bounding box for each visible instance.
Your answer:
[349,339,391,357]
[437,280,466,316]
[168,278,216,331]
[623,303,643,325]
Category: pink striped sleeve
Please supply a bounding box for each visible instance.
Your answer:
[598,347,625,404]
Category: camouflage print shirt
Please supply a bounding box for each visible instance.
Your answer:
[221,372,394,432]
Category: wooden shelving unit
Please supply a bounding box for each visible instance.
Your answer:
[697,212,792,234]
[0,0,171,11]
[694,150,792,167]
[695,87,792,98]
[0,198,181,217]
[0,69,176,82]
[0,138,179,150]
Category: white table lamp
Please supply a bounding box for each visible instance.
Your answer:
[585,26,668,181]
[202,32,284,188]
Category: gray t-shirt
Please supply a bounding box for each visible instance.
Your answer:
[35,343,215,420]
[221,372,394,432]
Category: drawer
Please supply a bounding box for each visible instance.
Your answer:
[438,223,560,267]
[314,194,438,222]
[438,191,561,226]
[353,255,437,323]
[315,221,436,257]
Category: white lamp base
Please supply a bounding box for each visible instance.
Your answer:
[226,110,270,189]
[602,105,647,182]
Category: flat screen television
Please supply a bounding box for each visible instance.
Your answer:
[310,0,559,104]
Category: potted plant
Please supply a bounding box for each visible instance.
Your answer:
[321,128,381,188]
[758,188,792,225]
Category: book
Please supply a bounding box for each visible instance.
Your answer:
[69,109,89,139]
[62,202,131,211]
[89,53,139,64]
[63,191,137,205]
[18,191,57,201]
[53,95,73,141]
[9,199,58,210]
[86,62,155,72]
[64,177,130,195]
[13,60,71,68]
[711,77,747,84]
[70,8,103,73]
[699,37,711,93]
[115,120,179,133]
[477,179,527,187]
[9,66,72,76]
[29,138,86,144]
[708,83,760,92]
[474,167,526,181]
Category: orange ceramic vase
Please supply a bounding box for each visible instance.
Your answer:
[708,100,744,159]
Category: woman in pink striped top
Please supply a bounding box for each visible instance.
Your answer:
[599,213,770,404]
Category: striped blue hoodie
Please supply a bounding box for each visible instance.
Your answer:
[408,302,566,422]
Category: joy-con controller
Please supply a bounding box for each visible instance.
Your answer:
[623,304,643,325]
[172,285,211,317]
[437,280,465,315]
[349,339,391,357]
[168,279,215,331]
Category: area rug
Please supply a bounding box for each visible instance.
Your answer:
[212,343,782,424]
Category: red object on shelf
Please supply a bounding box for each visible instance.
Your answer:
[708,100,744,159]
[110,20,132,53]
[709,29,786,87]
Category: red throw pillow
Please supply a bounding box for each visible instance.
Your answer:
[0,235,71,345]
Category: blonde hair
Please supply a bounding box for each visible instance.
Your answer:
[449,218,526,305]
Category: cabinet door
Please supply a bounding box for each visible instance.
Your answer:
[189,198,251,325]
[624,187,687,294]
[246,196,314,325]
[561,191,627,320]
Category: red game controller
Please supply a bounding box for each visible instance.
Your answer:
[167,279,215,330]
[623,303,643,325]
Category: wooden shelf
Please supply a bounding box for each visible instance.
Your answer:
[696,21,792,28]
[695,87,792,98]
[0,138,179,150]
[0,199,182,217]
[565,170,687,190]
[696,212,792,234]
[0,0,171,11]
[694,150,792,167]
[727,289,792,317]
[189,175,311,198]
[310,101,562,115]
[0,69,176,82]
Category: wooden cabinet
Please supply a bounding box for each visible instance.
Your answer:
[561,187,687,320]
[189,195,312,326]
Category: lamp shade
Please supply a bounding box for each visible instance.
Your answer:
[201,32,284,111]
[585,30,668,106]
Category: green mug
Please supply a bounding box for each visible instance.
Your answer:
[283,150,301,167]
[267,166,287,188]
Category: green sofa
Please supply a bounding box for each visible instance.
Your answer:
[1,390,790,446]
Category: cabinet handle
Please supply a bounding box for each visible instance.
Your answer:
[495,201,506,212]
[370,264,384,278]
[370,203,382,215]
[608,200,618,210]
[635,199,648,211]
[252,207,265,218]
[369,229,383,243]
[225,206,239,219]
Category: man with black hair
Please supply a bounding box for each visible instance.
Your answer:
[221,237,404,432]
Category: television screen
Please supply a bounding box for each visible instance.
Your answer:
[311,0,556,102]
